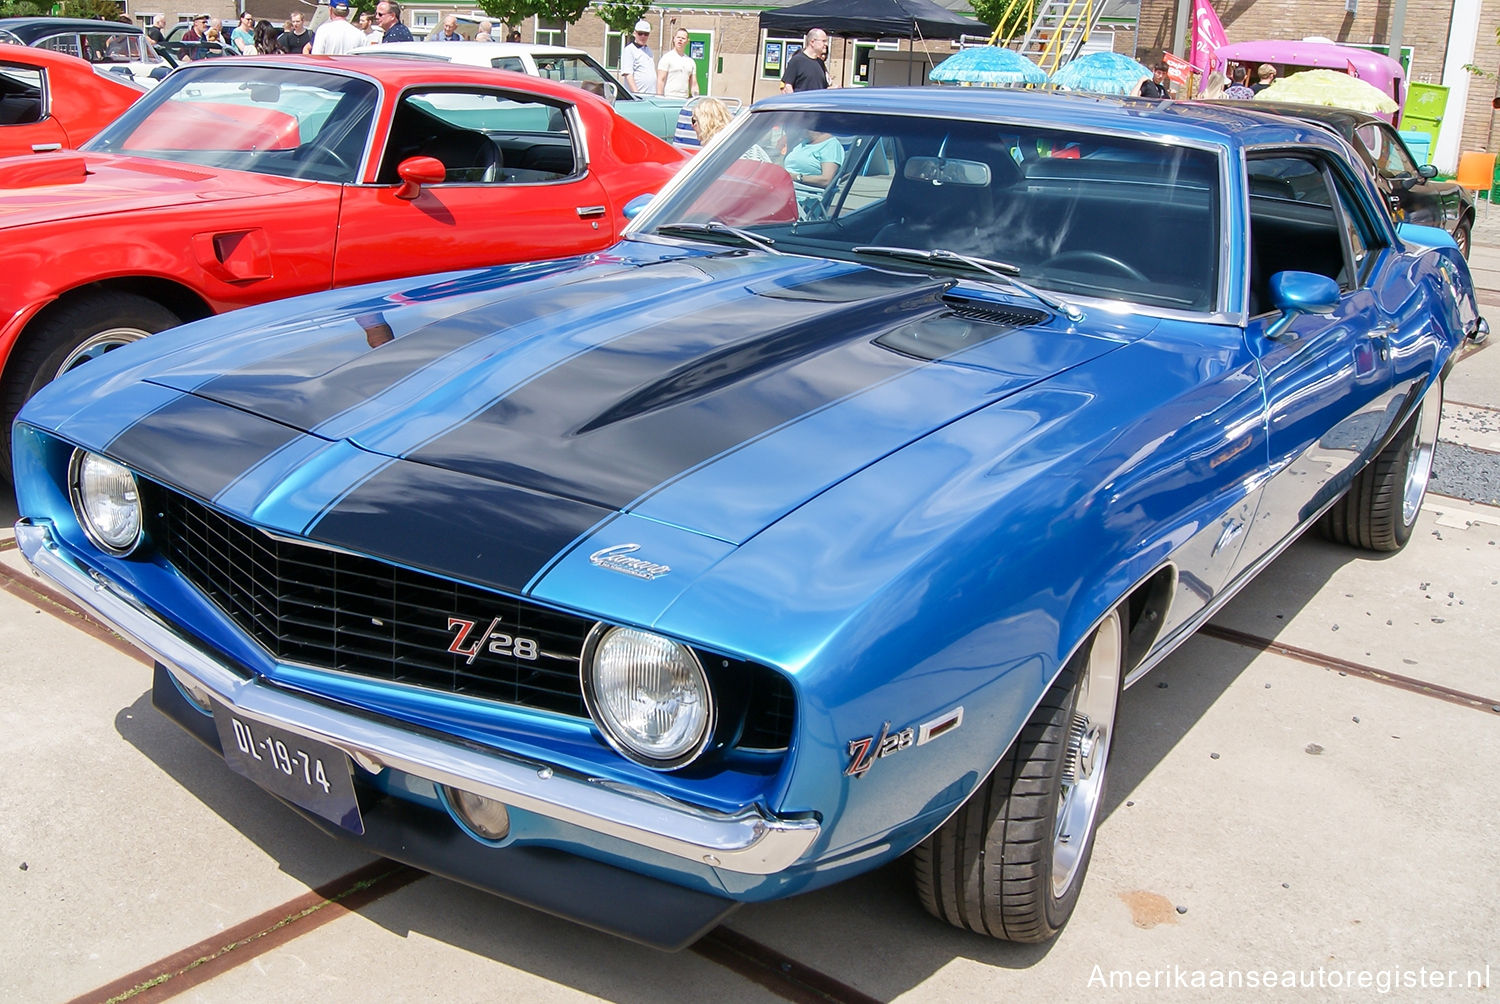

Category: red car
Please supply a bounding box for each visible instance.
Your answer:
[0,55,687,468]
[0,44,142,158]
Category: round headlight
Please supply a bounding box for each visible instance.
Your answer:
[582,625,714,769]
[69,450,143,555]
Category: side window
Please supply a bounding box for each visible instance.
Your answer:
[1247,156,1346,314]
[0,64,45,126]
[37,34,85,58]
[380,90,577,185]
[491,57,525,72]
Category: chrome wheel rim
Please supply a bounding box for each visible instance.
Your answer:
[53,327,149,380]
[1052,609,1122,899]
[1401,385,1442,527]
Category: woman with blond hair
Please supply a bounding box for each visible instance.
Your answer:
[691,97,733,146]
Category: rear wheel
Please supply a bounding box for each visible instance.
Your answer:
[1453,218,1471,259]
[1319,379,1442,552]
[913,609,1123,942]
[1,290,180,474]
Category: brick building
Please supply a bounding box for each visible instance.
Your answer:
[1136,0,1500,168]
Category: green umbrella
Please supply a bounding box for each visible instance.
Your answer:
[1255,69,1398,114]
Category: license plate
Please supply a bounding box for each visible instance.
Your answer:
[212,703,364,835]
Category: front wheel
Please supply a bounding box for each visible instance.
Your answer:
[1318,379,1442,552]
[1,290,181,474]
[913,609,1123,942]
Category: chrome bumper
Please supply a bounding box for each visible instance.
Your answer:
[16,519,820,875]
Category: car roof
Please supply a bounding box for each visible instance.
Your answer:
[0,17,147,39]
[367,40,589,60]
[764,87,1349,155]
[177,54,613,106]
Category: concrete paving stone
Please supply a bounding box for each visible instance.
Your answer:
[188,877,784,1003]
[1209,501,1500,700]
[0,585,374,1003]
[1442,402,1500,452]
[1445,343,1500,413]
[723,636,1499,1003]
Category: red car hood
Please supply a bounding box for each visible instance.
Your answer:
[0,152,315,230]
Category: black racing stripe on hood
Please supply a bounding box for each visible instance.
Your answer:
[181,268,637,433]
[309,461,612,595]
[105,393,303,501]
[403,270,955,510]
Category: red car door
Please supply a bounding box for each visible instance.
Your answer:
[0,58,68,157]
[333,86,615,285]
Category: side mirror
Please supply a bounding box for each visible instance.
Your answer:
[1265,271,1339,341]
[395,156,446,200]
[622,193,653,219]
[1419,163,1438,179]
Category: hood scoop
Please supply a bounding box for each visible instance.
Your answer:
[940,295,1051,327]
[0,151,87,189]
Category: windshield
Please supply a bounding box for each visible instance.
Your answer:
[635,109,1223,313]
[83,64,378,183]
[531,53,623,100]
[38,29,164,65]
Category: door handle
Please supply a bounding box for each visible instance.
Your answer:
[575,205,606,219]
[30,143,62,153]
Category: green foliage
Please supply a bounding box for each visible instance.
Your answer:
[594,2,651,35]
[0,0,47,14]
[472,0,593,27]
[55,0,128,20]
[969,0,1021,32]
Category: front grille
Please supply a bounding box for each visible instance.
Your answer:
[146,486,794,750]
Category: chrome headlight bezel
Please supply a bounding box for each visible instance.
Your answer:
[580,623,716,770]
[68,449,143,556]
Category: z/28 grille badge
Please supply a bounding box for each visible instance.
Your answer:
[589,544,671,580]
[447,617,540,664]
[845,707,964,777]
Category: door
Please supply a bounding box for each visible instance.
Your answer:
[0,60,65,156]
[1356,121,1461,230]
[1234,153,1401,569]
[333,86,615,287]
[688,31,712,95]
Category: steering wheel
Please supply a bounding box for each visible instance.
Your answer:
[1041,250,1147,282]
[303,145,354,181]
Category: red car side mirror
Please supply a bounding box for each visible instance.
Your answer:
[395,156,447,201]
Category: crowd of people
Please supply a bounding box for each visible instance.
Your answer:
[147,2,529,60]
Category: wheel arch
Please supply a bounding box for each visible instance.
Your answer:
[18,278,214,352]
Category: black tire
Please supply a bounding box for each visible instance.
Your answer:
[1454,218,1471,260]
[1319,379,1442,552]
[1,291,180,474]
[913,609,1123,942]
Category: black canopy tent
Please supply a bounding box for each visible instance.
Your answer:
[757,0,991,92]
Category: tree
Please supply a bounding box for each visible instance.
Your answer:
[56,0,129,20]
[0,0,47,14]
[472,0,593,29]
[594,2,652,35]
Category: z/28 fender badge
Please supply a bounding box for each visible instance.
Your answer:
[846,707,964,778]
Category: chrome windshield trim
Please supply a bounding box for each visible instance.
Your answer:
[15,519,819,875]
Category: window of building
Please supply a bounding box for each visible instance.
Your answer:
[411,9,439,33]
[534,15,564,46]
[604,30,624,70]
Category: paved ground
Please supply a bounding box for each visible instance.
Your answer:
[2,238,1497,1003]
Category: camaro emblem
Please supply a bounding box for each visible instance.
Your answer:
[846,707,964,778]
[589,543,671,580]
[446,617,539,663]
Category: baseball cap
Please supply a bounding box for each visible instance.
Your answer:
[634,19,651,33]
[330,0,350,9]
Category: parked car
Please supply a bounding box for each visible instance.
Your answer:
[0,55,687,470]
[0,16,169,88]
[1215,39,1406,122]
[356,41,688,141]
[0,43,143,158]
[158,20,239,61]
[1225,100,1476,257]
[12,88,1484,950]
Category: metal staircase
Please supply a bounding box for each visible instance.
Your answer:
[990,0,1102,75]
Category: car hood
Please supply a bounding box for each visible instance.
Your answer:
[0,151,309,228]
[41,246,1149,592]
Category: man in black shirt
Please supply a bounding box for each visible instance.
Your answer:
[781,28,831,92]
[375,0,414,43]
[1138,61,1172,98]
[276,10,312,53]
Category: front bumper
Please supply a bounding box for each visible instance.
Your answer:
[17,519,822,939]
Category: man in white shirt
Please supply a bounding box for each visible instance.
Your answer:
[619,20,654,94]
[312,0,367,54]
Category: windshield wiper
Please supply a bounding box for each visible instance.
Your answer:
[656,222,783,255]
[852,245,1082,321]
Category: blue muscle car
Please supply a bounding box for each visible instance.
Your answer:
[11,89,1486,949]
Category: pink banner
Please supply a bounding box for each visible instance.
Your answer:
[1187,0,1229,74]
